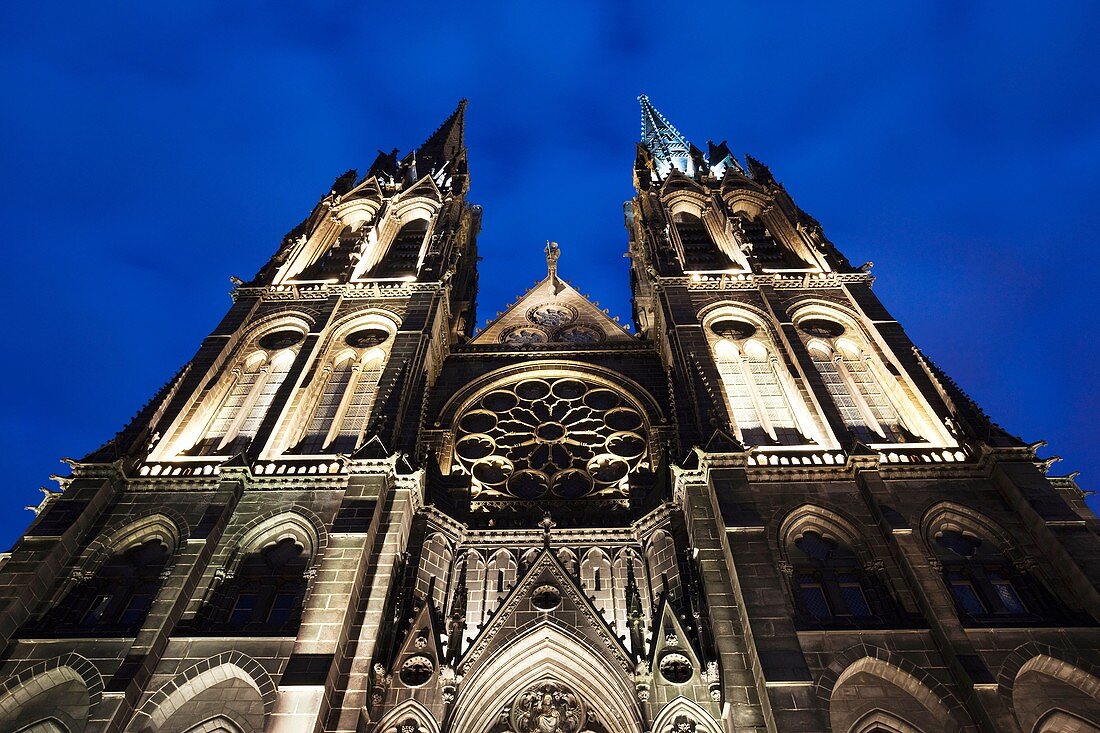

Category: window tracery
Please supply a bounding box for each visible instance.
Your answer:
[451,375,649,500]
[286,321,395,455]
[793,312,935,445]
[195,537,308,635]
[178,326,305,457]
[36,538,170,635]
[930,529,1047,623]
[704,312,819,446]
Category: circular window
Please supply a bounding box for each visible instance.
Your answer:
[452,376,649,500]
[502,326,549,345]
[556,325,602,344]
[798,319,845,338]
[258,330,304,350]
[345,328,391,349]
[659,653,694,684]
[531,584,562,611]
[399,655,435,687]
[528,304,577,328]
[709,319,757,340]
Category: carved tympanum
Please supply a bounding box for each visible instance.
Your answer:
[512,682,584,733]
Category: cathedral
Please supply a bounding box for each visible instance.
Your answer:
[0,97,1098,733]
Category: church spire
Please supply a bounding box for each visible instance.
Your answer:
[638,94,693,177]
[414,99,467,176]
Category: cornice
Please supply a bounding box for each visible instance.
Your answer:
[232,279,453,302]
[648,271,873,291]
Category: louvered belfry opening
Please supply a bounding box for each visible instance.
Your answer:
[372,218,428,278]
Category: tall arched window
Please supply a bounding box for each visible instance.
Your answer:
[372,217,428,278]
[197,537,308,635]
[673,211,734,271]
[795,314,932,445]
[706,313,820,446]
[178,326,305,457]
[37,538,170,635]
[287,321,394,455]
[581,548,614,627]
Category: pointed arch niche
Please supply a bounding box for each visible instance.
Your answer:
[156,316,310,459]
[778,505,902,628]
[275,311,399,456]
[448,622,642,733]
[702,305,824,448]
[790,303,953,447]
[1011,654,1100,733]
[827,657,965,733]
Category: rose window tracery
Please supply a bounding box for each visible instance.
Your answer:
[452,376,649,499]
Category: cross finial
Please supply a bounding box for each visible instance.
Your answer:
[539,512,556,548]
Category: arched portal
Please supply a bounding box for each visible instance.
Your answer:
[449,621,641,733]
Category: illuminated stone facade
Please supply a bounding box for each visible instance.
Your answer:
[0,98,1098,733]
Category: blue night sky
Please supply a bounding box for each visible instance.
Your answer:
[1,3,1097,547]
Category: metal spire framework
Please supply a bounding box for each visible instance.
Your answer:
[639,94,693,177]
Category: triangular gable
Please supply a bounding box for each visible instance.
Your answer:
[643,596,710,697]
[391,598,444,670]
[471,275,633,346]
[337,175,383,206]
[397,173,443,204]
[460,549,632,673]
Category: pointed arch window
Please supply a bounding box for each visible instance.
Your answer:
[34,539,171,636]
[797,316,928,444]
[195,537,308,635]
[372,217,428,279]
[706,316,819,446]
[287,324,393,455]
[295,222,367,282]
[177,327,305,457]
[931,529,1057,624]
[785,529,899,628]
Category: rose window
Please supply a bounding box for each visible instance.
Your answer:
[452,376,648,499]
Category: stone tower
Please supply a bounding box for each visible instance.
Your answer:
[0,98,1097,733]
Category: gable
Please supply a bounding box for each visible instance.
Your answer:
[471,275,634,346]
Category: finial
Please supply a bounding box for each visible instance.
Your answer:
[545,241,563,293]
[539,512,556,548]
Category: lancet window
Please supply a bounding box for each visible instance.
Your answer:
[295,221,369,282]
[177,326,306,457]
[786,530,895,625]
[286,319,395,455]
[705,312,819,446]
[795,312,933,445]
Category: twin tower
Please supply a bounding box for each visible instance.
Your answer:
[0,99,1097,733]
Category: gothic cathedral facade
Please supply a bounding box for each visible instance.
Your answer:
[0,99,1098,733]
